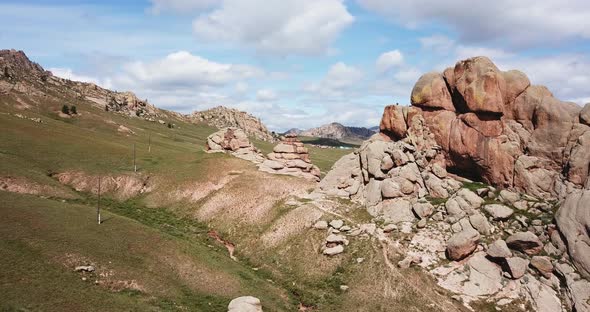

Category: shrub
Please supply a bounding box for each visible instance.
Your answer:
[70,105,77,114]
[61,105,70,115]
[167,123,173,129]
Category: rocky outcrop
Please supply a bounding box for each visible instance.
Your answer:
[299,122,375,142]
[206,128,266,164]
[190,106,274,142]
[259,134,321,182]
[206,130,320,181]
[0,49,168,120]
[383,56,589,200]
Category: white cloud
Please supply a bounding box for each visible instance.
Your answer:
[49,67,113,89]
[114,51,263,90]
[376,50,404,73]
[235,82,248,93]
[192,0,354,55]
[497,54,590,103]
[358,0,590,46]
[149,0,220,14]
[256,89,277,102]
[304,62,363,97]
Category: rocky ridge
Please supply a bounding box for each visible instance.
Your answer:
[299,122,375,142]
[0,49,167,120]
[190,106,275,142]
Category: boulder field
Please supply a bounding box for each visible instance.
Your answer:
[313,56,590,311]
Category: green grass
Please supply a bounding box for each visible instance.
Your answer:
[0,191,293,311]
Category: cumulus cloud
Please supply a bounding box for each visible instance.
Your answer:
[256,89,277,102]
[376,50,404,73]
[304,62,363,98]
[49,67,113,89]
[114,51,263,91]
[192,0,354,55]
[358,0,590,46]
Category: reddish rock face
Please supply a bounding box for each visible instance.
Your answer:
[380,105,407,140]
[379,56,589,199]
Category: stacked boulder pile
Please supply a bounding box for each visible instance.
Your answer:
[206,130,321,181]
[205,127,266,164]
[259,134,321,181]
[314,56,590,311]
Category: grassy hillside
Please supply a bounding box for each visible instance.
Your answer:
[0,80,465,311]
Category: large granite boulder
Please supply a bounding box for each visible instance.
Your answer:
[556,190,590,279]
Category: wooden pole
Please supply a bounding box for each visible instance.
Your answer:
[148,134,151,153]
[97,176,101,225]
[133,143,137,172]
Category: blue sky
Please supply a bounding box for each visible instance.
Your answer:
[2,0,590,131]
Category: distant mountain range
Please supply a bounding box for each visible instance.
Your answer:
[287,122,376,144]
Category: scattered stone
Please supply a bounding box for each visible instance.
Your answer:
[228,296,263,312]
[340,225,351,232]
[417,219,427,228]
[356,258,365,264]
[446,228,480,261]
[412,202,434,219]
[506,257,529,279]
[487,240,512,258]
[326,234,348,245]
[398,255,421,269]
[469,212,492,235]
[499,190,520,204]
[74,265,95,273]
[506,231,543,255]
[339,285,349,291]
[383,224,397,233]
[313,220,328,230]
[323,245,344,256]
[329,219,344,229]
[530,256,554,278]
[484,204,514,220]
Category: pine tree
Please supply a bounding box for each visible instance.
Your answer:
[61,105,70,115]
[70,105,77,114]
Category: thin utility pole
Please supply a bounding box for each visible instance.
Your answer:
[97,176,101,225]
[133,143,137,172]
[148,134,151,153]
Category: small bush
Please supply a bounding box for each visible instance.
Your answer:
[167,123,173,129]
[70,105,77,114]
[61,105,70,115]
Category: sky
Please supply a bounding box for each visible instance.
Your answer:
[1,0,590,131]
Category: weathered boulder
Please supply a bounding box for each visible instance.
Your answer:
[228,296,263,312]
[484,204,514,220]
[486,240,512,258]
[530,256,554,278]
[506,257,529,279]
[555,190,590,279]
[506,231,543,255]
[446,228,480,260]
[411,72,455,111]
[380,105,408,139]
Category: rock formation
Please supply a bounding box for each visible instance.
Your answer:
[190,106,275,142]
[259,134,321,181]
[382,56,588,200]
[205,127,266,164]
[206,130,320,181]
[314,56,590,311]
